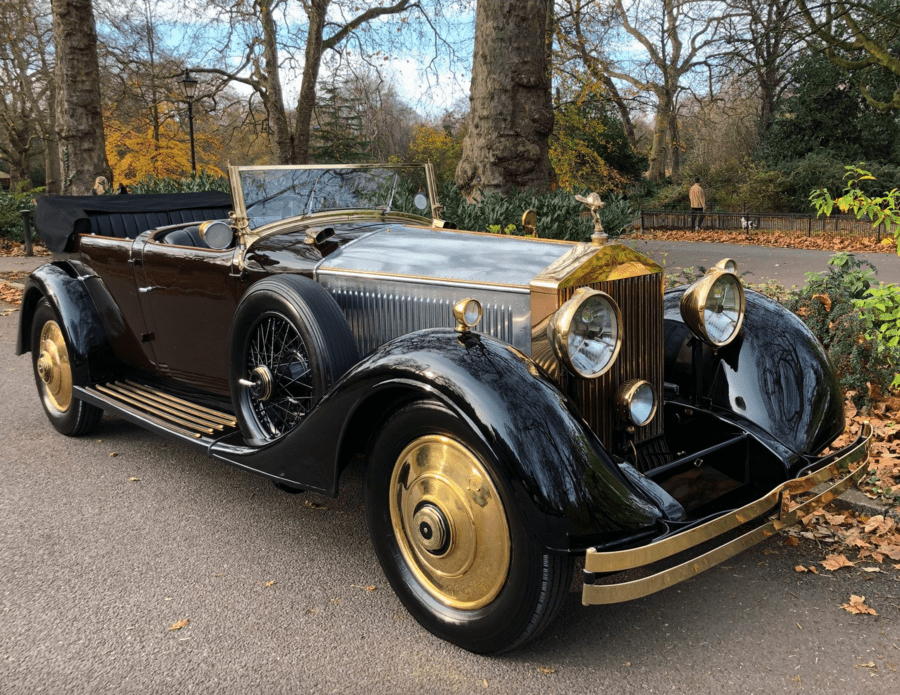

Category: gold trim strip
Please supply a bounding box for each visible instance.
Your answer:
[120,381,237,426]
[83,387,202,439]
[582,424,873,604]
[113,383,233,428]
[316,267,530,292]
[95,384,218,435]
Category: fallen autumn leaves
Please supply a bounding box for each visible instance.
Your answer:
[627,228,897,255]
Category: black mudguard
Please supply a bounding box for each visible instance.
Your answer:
[663,287,844,473]
[212,329,664,552]
[16,263,116,384]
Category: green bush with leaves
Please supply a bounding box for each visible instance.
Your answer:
[439,183,637,241]
[785,253,899,406]
[129,172,230,194]
[0,186,42,241]
[809,164,900,255]
[856,284,900,391]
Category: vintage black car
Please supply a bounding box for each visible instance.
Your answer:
[19,164,871,653]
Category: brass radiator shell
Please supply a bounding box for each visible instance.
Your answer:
[530,243,665,450]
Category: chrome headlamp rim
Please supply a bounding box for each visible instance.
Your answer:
[615,379,658,427]
[679,268,745,347]
[547,288,623,379]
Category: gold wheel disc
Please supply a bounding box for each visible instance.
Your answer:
[36,320,72,413]
[390,435,511,610]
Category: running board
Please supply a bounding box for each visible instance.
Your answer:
[76,380,237,443]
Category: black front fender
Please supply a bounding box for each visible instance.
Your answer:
[663,287,844,469]
[211,329,663,552]
[16,263,115,384]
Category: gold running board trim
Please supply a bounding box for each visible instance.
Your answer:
[95,384,218,435]
[122,380,237,426]
[582,423,873,605]
[114,382,236,428]
[84,386,202,439]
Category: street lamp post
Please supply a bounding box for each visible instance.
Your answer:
[179,70,199,176]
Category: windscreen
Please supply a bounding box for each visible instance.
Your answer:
[237,166,431,230]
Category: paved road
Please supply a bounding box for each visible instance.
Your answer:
[1,309,899,693]
[625,239,900,288]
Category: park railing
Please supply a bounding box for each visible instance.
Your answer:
[639,209,897,242]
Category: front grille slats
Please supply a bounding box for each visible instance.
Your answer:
[559,273,664,449]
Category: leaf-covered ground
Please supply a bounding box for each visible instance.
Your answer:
[0,238,50,258]
[627,227,898,254]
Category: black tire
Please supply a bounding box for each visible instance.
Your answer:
[30,299,102,436]
[229,275,358,442]
[364,399,572,654]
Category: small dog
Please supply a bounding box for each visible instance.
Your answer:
[741,216,759,230]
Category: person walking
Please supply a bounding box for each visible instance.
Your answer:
[689,177,706,231]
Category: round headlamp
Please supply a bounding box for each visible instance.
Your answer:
[198,220,235,250]
[615,379,658,427]
[680,269,745,347]
[547,288,622,378]
[453,298,483,332]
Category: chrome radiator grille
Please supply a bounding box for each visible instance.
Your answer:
[322,278,524,356]
[558,272,665,447]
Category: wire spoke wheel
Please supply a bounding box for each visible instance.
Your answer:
[246,314,314,438]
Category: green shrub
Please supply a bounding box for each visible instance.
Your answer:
[129,172,230,194]
[439,183,637,241]
[0,186,42,241]
[856,283,900,391]
[784,253,899,406]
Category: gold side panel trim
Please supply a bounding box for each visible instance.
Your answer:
[582,424,873,605]
[83,387,202,440]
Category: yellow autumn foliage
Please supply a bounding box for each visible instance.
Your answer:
[105,116,225,186]
[550,84,630,193]
[406,125,462,186]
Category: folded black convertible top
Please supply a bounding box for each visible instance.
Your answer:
[35,192,233,252]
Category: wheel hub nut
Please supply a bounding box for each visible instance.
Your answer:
[37,353,53,385]
[243,366,274,402]
[413,504,450,555]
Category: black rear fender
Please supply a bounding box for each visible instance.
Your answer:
[16,263,114,384]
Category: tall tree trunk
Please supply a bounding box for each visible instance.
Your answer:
[646,97,670,181]
[601,75,638,150]
[292,1,327,165]
[455,0,554,198]
[44,78,62,194]
[666,107,680,176]
[51,0,110,195]
[257,0,294,163]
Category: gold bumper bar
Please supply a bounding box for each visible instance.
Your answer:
[583,423,873,605]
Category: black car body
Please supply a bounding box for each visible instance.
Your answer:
[18,164,872,652]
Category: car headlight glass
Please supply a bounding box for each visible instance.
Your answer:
[680,269,745,347]
[704,276,742,344]
[616,379,657,427]
[548,289,622,378]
